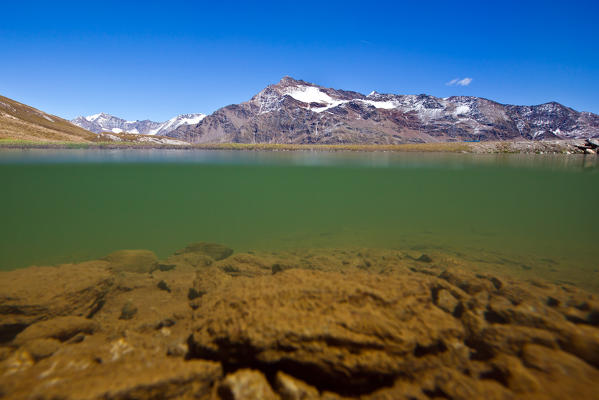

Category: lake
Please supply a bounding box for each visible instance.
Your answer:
[1,148,598,291]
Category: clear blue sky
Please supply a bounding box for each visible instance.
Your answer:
[1,0,597,121]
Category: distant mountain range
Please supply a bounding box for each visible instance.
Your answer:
[169,77,599,144]
[3,77,599,145]
[0,95,188,144]
[71,113,206,136]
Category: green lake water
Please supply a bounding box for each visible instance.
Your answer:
[1,149,598,290]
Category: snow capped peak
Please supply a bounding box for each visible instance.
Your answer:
[368,91,379,97]
[85,113,107,122]
[148,113,206,135]
[72,112,206,135]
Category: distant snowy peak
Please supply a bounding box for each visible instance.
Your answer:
[250,77,397,114]
[152,113,206,135]
[72,113,205,135]
[84,113,105,122]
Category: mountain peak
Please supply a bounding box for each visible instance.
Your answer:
[71,112,205,135]
[168,78,599,144]
[84,112,110,122]
[276,76,312,88]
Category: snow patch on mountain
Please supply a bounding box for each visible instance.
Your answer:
[285,86,336,105]
[283,85,399,112]
[361,99,397,109]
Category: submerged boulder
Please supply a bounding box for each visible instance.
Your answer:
[0,262,113,342]
[13,316,98,345]
[165,252,214,269]
[174,242,234,261]
[1,343,222,400]
[188,269,464,394]
[102,249,159,274]
[218,369,279,400]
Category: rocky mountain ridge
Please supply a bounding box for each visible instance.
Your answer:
[170,77,599,144]
[71,112,206,136]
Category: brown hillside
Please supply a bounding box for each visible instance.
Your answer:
[0,95,95,142]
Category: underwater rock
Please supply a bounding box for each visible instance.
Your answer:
[102,249,159,273]
[175,241,234,261]
[416,254,432,263]
[0,262,113,341]
[218,369,279,400]
[439,269,495,294]
[118,301,137,320]
[520,344,599,399]
[13,316,98,345]
[436,289,459,314]
[188,287,205,300]
[1,348,222,400]
[275,371,320,400]
[216,253,274,277]
[88,267,196,340]
[157,280,171,292]
[489,354,541,393]
[165,252,214,269]
[188,269,464,393]
[20,338,61,361]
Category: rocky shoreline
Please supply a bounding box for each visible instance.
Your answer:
[1,139,599,154]
[1,243,599,399]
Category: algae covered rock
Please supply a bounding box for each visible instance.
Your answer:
[275,371,320,400]
[218,369,279,400]
[165,252,214,269]
[13,316,98,345]
[175,241,234,260]
[2,345,222,400]
[188,269,465,393]
[102,249,159,273]
[0,262,113,341]
[20,338,61,361]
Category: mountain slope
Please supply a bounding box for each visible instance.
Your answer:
[0,95,96,142]
[71,113,205,136]
[170,77,599,144]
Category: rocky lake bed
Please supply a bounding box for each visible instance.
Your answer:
[1,242,598,399]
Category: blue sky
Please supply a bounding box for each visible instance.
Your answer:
[1,0,597,121]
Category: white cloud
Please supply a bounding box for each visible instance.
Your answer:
[446,77,473,87]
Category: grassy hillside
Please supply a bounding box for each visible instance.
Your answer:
[0,95,96,142]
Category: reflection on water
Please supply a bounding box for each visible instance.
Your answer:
[0,149,598,291]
